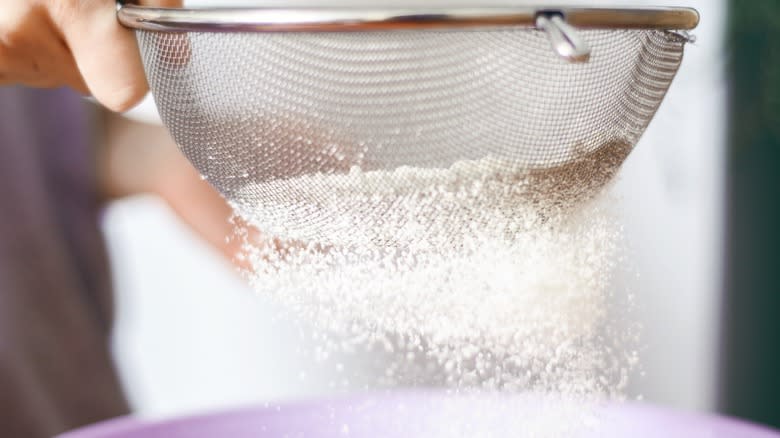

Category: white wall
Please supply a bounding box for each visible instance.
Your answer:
[611,0,726,410]
[109,0,726,418]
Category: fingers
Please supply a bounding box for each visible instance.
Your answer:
[1,0,183,110]
[0,3,86,93]
[1,1,183,110]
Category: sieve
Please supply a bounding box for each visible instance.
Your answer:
[118,4,698,245]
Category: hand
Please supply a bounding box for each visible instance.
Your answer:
[0,0,181,112]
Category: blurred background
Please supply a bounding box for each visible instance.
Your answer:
[91,0,778,430]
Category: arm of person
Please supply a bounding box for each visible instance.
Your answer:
[96,109,254,269]
[0,0,181,111]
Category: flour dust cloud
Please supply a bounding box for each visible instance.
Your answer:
[231,140,638,402]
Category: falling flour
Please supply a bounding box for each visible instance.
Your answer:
[231,140,637,400]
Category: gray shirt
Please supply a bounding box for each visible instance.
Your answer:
[0,87,129,437]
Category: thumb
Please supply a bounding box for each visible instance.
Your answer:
[57,0,182,112]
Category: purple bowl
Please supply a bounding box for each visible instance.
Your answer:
[57,391,780,438]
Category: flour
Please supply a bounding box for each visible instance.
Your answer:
[232,140,636,399]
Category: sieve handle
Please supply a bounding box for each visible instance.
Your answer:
[536,14,591,63]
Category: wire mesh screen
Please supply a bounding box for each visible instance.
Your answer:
[136,29,687,245]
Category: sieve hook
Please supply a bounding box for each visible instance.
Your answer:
[536,13,591,63]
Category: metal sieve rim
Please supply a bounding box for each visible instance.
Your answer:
[117,5,699,33]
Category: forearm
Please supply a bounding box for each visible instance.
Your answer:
[97,109,246,267]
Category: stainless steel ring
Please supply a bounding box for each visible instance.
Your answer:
[116,5,700,33]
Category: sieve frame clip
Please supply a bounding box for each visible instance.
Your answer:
[535,11,591,63]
